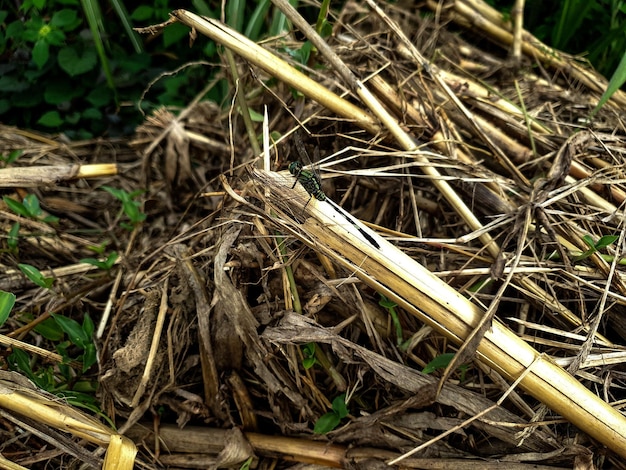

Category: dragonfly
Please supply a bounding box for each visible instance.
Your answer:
[288,134,380,250]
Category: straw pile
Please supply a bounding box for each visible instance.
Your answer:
[1,0,626,468]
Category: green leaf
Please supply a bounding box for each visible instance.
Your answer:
[18,263,54,289]
[44,81,83,104]
[130,6,154,21]
[331,394,348,418]
[82,107,102,120]
[5,150,23,165]
[3,196,29,217]
[122,200,146,223]
[101,185,126,201]
[86,86,113,107]
[246,108,264,122]
[244,0,272,40]
[582,235,596,249]
[22,194,42,217]
[5,20,25,41]
[51,9,79,29]
[313,412,340,434]
[83,313,94,338]
[37,110,64,127]
[41,214,59,223]
[592,50,626,117]
[51,313,88,347]
[595,235,618,250]
[80,252,117,270]
[45,29,66,46]
[0,290,16,327]
[226,0,245,32]
[32,39,49,68]
[81,343,97,371]
[0,75,29,93]
[7,222,20,250]
[0,100,10,115]
[64,111,80,124]
[57,46,98,76]
[302,342,316,369]
[423,353,456,374]
[163,22,189,48]
[192,0,213,16]
[8,348,34,378]
[378,294,397,309]
[34,317,65,341]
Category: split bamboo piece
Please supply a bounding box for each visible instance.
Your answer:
[247,168,626,460]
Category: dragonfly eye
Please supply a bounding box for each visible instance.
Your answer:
[288,161,303,175]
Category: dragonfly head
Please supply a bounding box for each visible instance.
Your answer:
[288,161,303,176]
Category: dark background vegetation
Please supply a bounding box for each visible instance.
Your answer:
[1,0,625,139]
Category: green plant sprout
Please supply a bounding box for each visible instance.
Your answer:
[18,263,54,289]
[302,342,317,369]
[573,234,620,262]
[423,353,468,382]
[239,457,253,470]
[3,194,59,223]
[5,310,103,419]
[0,149,23,167]
[50,313,97,372]
[80,251,118,271]
[546,234,622,264]
[379,294,405,348]
[313,393,349,434]
[101,186,146,230]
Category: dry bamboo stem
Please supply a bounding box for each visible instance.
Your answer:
[0,371,136,469]
[0,163,118,187]
[160,11,380,136]
[430,0,626,108]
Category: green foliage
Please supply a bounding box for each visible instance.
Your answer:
[0,0,220,138]
[592,51,626,117]
[80,251,118,271]
[101,185,146,230]
[7,312,102,416]
[302,342,317,369]
[0,0,316,139]
[50,312,97,372]
[18,263,54,289]
[0,149,23,167]
[0,290,16,327]
[573,234,619,262]
[379,294,404,347]
[423,353,468,381]
[3,194,59,223]
[314,394,349,434]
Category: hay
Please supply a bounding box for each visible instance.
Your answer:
[2,0,626,468]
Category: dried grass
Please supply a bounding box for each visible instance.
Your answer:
[1,0,626,468]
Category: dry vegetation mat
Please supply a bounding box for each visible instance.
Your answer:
[1,0,626,468]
